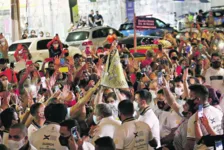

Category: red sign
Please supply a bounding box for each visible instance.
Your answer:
[135,17,156,30]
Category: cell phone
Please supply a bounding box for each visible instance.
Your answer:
[59,67,69,73]
[157,72,163,85]
[176,66,182,76]
[158,44,162,51]
[55,85,60,92]
[86,57,92,63]
[71,127,78,140]
[99,54,104,59]
[26,60,33,66]
[45,58,53,62]
[198,104,203,118]
[199,44,203,50]
[186,45,191,53]
[41,77,47,89]
[85,47,91,55]
[10,62,15,69]
[60,58,65,65]
[124,54,129,65]
[215,140,223,150]
[191,63,195,69]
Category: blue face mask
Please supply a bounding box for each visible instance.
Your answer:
[93,115,100,125]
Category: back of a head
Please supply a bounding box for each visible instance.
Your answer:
[135,89,152,105]
[95,103,112,118]
[95,136,115,150]
[10,123,28,137]
[118,100,134,116]
[44,103,67,123]
[1,108,15,129]
[30,103,42,117]
[189,84,209,101]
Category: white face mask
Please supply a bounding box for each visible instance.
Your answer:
[93,115,100,125]
[8,138,25,150]
[175,87,183,96]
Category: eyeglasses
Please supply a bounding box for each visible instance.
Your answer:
[8,135,21,140]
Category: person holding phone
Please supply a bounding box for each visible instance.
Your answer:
[59,119,94,150]
[47,35,63,58]
[14,44,32,62]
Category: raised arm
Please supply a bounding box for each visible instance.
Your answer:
[162,77,182,116]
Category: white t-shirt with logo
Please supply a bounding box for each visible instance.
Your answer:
[30,124,68,150]
[205,67,224,93]
[138,108,161,149]
[91,116,121,144]
[187,105,223,139]
[113,119,153,150]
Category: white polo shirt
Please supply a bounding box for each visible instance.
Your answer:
[28,121,41,139]
[113,117,153,150]
[205,67,224,93]
[30,124,68,150]
[91,116,121,144]
[187,104,223,139]
[157,110,182,138]
[138,107,161,149]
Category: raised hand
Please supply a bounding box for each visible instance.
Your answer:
[54,56,60,66]
[67,56,74,66]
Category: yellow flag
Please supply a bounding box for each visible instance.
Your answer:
[100,49,128,88]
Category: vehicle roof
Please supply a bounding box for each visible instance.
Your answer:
[12,37,53,44]
[68,26,114,33]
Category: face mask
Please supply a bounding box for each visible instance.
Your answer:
[133,101,140,111]
[171,56,178,61]
[8,138,25,150]
[64,53,69,57]
[182,111,189,117]
[212,61,221,69]
[59,136,70,147]
[157,101,165,110]
[93,115,100,125]
[175,87,183,96]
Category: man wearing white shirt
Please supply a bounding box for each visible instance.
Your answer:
[205,52,224,93]
[185,84,223,150]
[91,103,121,145]
[135,89,161,149]
[28,103,45,139]
[113,100,157,150]
[30,103,69,150]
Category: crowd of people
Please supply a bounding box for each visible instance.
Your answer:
[0,11,223,150]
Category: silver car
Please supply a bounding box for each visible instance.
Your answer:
[64,26,124,51]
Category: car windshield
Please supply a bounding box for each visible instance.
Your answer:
[9,42,31,52]
[66,31,89,42]
[119,23,134,31]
